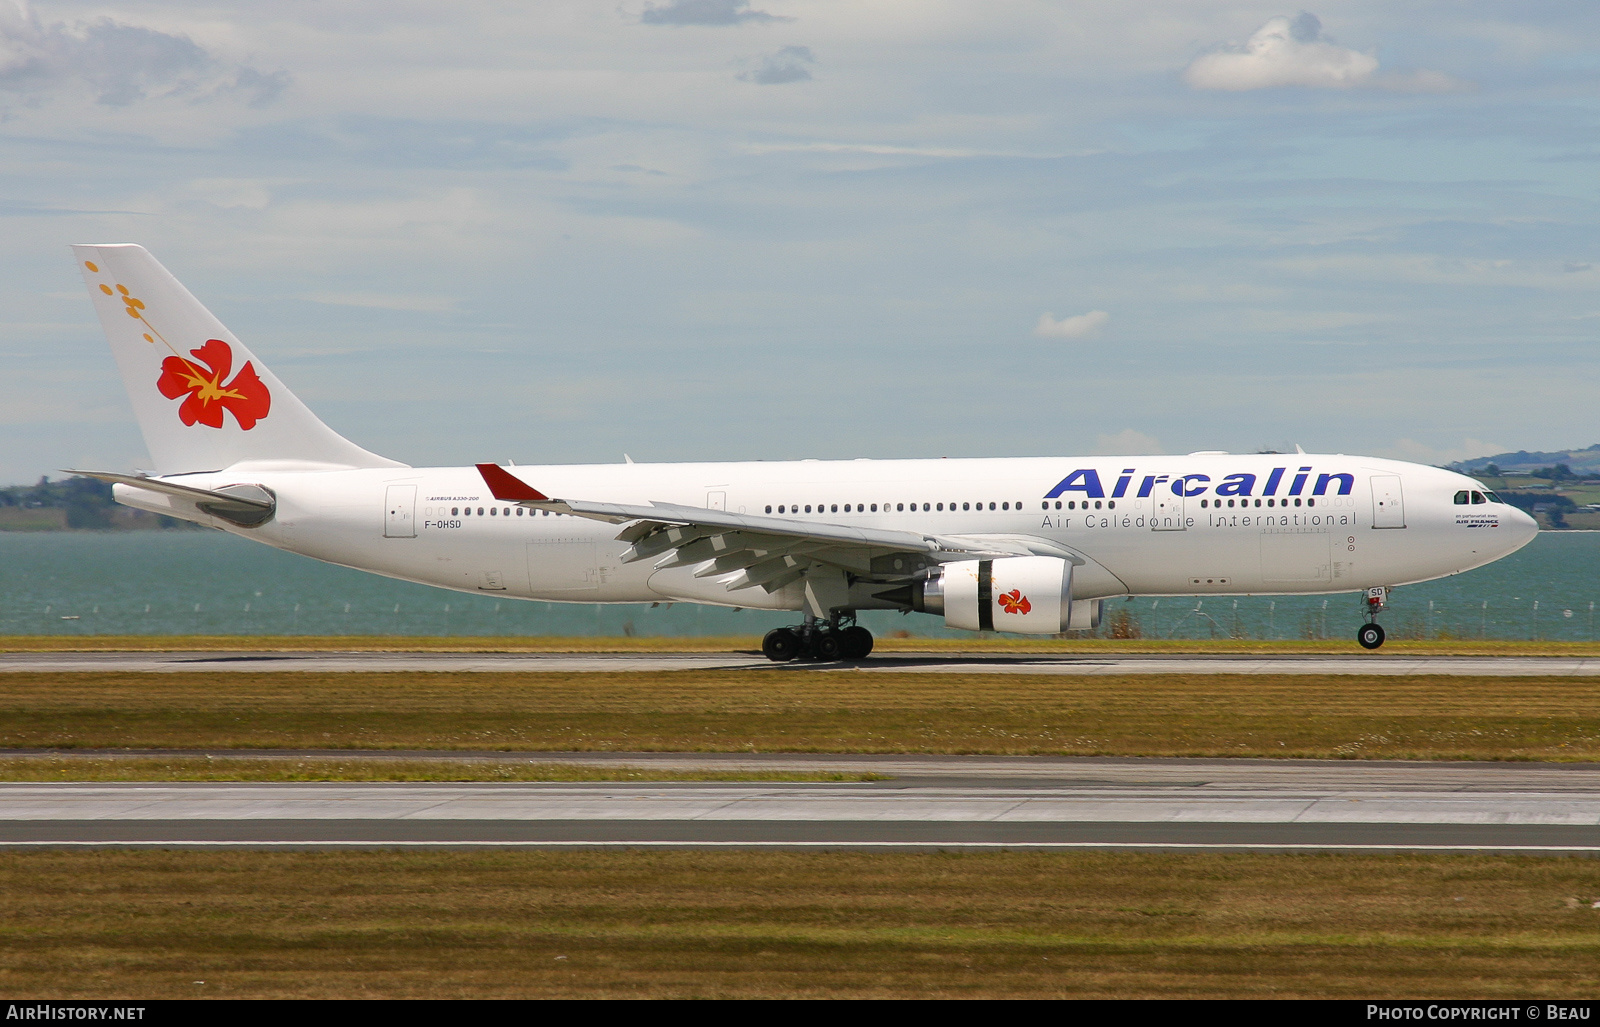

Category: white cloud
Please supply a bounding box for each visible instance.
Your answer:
[1184,13,1458,93]
[1034,309,1108,338]
[640,1,785,27]
[302,291,459,313]
[1094,429,1164,456]
[0,0,285,107]
[740,45,814,85]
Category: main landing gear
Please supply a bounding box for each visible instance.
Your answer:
[1356,586,1389,650]
[762,614,874,662]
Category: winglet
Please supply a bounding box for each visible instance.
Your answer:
[476,463,549,502]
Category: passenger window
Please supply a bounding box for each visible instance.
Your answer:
[1001,502,1009,510]
[988,502,996,511]
[765,505,773,514]
[831,504,838,513]
[896,503,904,512]
[871,504,878,512]
[1107,501,1115,509]
[1472,491,1486,504]
[1454,491,1470,505]
[805,505,812,513]
[922,503,930,511]
[1307,499,1314,507]
[451,507,459,516]
[1294,498,1301,507]
[937,503,944,511]
[1054,501,1061,510]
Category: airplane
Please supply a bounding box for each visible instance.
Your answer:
[66,243,1538,660]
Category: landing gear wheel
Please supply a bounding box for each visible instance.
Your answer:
[813,631,842,661]
[838,626,874,660]
[762,628,801,662]
[1357,623,1385,650]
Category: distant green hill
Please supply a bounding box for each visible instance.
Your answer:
[0,476,190,531]
[1447,445,1600,476]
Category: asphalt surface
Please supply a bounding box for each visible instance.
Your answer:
[5,755,1599,851]
[6,650,1600,675]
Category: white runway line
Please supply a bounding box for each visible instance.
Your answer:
[3,840,1597,852]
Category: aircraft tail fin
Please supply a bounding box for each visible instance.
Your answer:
[72,244,405,474]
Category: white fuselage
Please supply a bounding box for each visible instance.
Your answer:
[113,452,1538,618]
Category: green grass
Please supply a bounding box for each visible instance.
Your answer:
[4,850,1599,998]
[0,756,882,783]
[6,671,1600,760]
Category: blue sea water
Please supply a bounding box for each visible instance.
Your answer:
[0,529,1595,640]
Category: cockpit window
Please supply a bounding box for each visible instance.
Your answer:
[1453,490,1470,505]
[1471,491,1487,504]
[1484,490,1501,503]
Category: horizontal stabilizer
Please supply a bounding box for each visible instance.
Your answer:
[66,469,275,526]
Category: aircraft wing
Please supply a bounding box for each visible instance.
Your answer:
[476,463,1048,592]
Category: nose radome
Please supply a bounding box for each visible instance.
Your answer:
[1508,505,1539,548]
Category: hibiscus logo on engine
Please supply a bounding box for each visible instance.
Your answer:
[998,589,1032,615]
[156,338,272,430]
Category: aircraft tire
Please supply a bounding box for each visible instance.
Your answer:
[1357,623,1385,650]
[839,626,874,660]
[813,631,843,661]
[762,628,801,662]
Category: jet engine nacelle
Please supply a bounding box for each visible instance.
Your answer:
[916,556,1099,634]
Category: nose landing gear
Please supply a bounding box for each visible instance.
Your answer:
[761,614,875,662]
[1356,587,1389,649]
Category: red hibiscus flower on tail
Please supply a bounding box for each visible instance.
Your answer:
[156,339,271,430]
[998,589,1032,615]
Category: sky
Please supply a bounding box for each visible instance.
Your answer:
[4,0,1600,481]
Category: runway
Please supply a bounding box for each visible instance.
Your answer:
[5,650,1600,675]
[6,755,1600,852]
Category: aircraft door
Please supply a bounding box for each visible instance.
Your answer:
[1371,475,1406,528]
[1151,484,1185,531]
[383,484,416,538]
